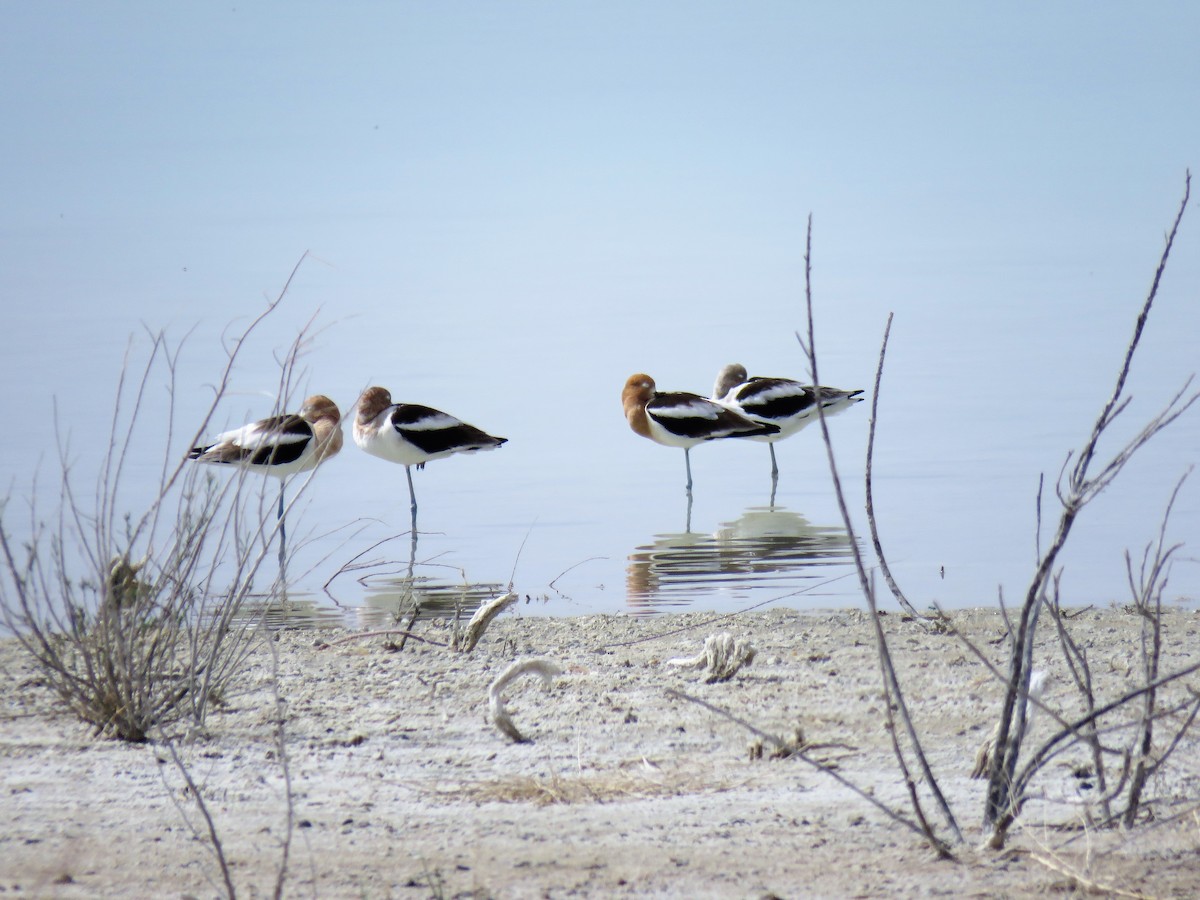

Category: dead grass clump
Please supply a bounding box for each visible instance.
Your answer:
[443,764,735,806]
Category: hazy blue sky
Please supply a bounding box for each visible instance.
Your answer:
[5,4,1196,339]
[2,3,1197,610]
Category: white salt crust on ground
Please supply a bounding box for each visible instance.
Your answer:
[3,606,1200,898]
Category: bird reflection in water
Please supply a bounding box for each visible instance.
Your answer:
[228,591,353,629]
[360,574,507,627]
[626,506,854,614]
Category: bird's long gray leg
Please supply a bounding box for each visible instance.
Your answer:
[405,465,418,531]
[277,482,287,572]
[682,448,696,530]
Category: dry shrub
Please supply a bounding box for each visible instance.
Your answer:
[0,277,321,742]
[792,172,1198,858]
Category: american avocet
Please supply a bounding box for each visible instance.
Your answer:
[353,386,507,522]
[622,373,779,494]
[712,363,864,480]
[188,394,344,554]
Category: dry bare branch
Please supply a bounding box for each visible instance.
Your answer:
[665,687,955,859]
[983,171,1195,844]
[862,313,921,619]
[798,215,962,848]
[0,254,328,742]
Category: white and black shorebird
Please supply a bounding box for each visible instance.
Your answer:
[622,373,779,495]
[712,364,864,481]
[353,386,507,523]
[188,394,344,555]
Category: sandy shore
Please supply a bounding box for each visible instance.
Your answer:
[3,605,1200,898]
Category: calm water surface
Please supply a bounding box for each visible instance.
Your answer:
[3,4,1200,629]
[2,246,1196,627]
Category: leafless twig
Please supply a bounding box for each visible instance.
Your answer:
[863,313,921,619]
[798,215,962,849]
[158,736,239,899]
[983,171,1196,844]
[666,687,954,858]
[0,254,329,741]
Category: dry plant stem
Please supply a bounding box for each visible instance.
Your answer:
[876,623,945,854]
[322,533,413,593]
[929,602,1068,738]
[1142,693,1200,795]
[863,313,920,618]
[151,266,303,551]
[1002,654,1200,838]
[1033,475,1041,559]
[1122,472,1187,825]
[154,638,296,900]
[1027,849,1156,900]
[318,630,448,649]
[0,252,326,741]
[983,171,1194,839]
[268,637,294,900]
[1008,582,1045,795]
[666,688,953,857]
[282,518,374,588]
[548,556,607,596]
[1045,590,1111,820]
[161,737,239,899]
[798,215,962,848]
[1028,693,1198,805]
[396,603,421,652]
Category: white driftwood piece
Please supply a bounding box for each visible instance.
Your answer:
[488,658,563,743]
